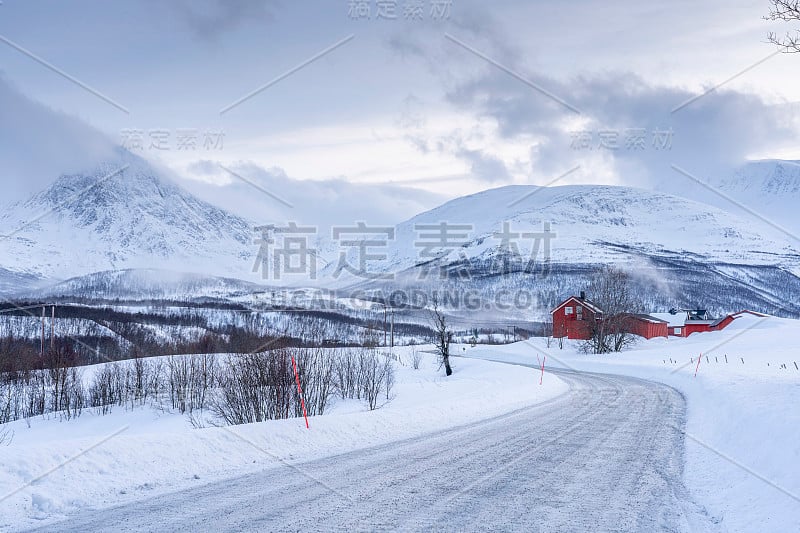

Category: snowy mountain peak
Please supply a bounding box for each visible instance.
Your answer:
[718,159,800,195]
[0,151,258,283]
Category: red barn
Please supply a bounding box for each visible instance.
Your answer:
[651,309,768,337]
[620,314,669,339]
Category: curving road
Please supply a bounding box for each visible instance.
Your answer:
[32,367,715,532]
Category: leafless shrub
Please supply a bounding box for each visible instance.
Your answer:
[580,266,644,354]
[544,318,554,348]
[291,346,335,417]
[190,353,218,413]
[57,367,85,421]
[429,294,453,376]
[335,348,362,400]
[383,355,395,402]
[89,362,125,414]
[167,355,190,413]
[166,354,217,414]
[212,347,349,426]
[334,347,395,410]
[410,347,422,370]
[360,349,383,410]
[211,351,294,425]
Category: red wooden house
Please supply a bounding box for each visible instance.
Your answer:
[651,309,768,337]
[551,293,668,340]
[552,294,768,341]
[550,292,603,340]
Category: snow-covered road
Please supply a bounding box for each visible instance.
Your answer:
[32,368,714,532]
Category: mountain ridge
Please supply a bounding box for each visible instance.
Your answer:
[4,156,800,317]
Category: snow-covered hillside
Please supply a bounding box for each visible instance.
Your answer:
[5,157,800,317]
[659,159,800,240]
[316,184,800,317]
[28,269,266,301]
[712,160,800,237]
[369,183,800,275]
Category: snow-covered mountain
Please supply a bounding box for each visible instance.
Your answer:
[0,149,258,287]
[659,159,800,240]
[711,159,800,237]
[5,153,800,317]
[319,183,800,280]
[315,183,800,317]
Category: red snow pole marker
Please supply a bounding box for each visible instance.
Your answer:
[291,355,310,429]
[694,352,702,378]
[536,354,546,385]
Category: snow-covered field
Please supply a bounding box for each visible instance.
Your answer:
[464,314,800,533]
[0,351,567,532]
[2,314,798,532]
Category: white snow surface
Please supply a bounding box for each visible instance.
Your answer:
[1,316,798,532]
[0,352,566,531]
[465,314,800,533]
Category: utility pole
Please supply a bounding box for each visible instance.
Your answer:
[390,309,394,349]
[50,305,55,352]
[383,305,388,347]
[40,305,45,356]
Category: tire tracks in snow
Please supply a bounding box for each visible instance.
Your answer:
[29,367,717,532]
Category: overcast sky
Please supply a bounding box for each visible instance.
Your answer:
[1,0,799,225]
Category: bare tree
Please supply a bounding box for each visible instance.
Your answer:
[543,317,554,348]
[429,294,453,376]
[766,1,800,51]
[581,266,644,354]
[410,347,422,370]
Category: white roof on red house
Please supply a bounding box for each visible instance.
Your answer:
[650,313,686,327]
[625,313,668,324]
[731,309,768,318]
[551,296,604,315]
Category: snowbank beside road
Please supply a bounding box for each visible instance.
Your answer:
[465,314,800,533]
[0,350,567,532]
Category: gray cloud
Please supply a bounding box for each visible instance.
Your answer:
[386,8,799,188]
[159,0,281,40]
[0,75,118,204]
[182,160,446,229]
[455,144,512,183]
